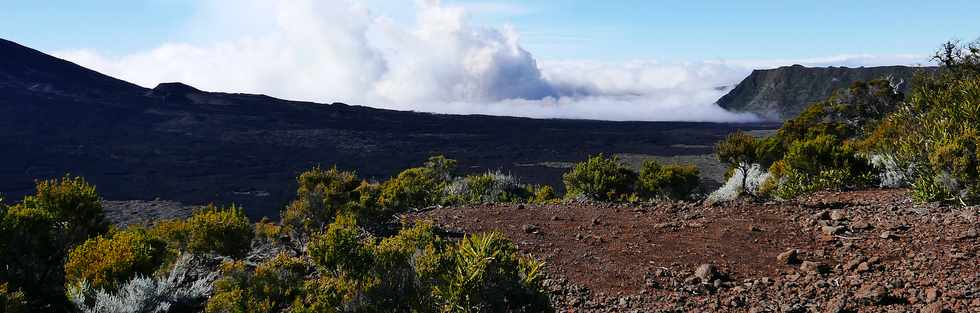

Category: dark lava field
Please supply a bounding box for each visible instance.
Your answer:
[0,38,775,218]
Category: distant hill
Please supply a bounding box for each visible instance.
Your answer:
[0,38,773,218]
[717,64,935,120]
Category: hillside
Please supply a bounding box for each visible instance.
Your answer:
[0,38,774,218]
[717,65,932,120]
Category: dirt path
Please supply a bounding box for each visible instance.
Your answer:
[407,189,980,312]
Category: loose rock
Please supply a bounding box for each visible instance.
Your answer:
[777,249,800,264]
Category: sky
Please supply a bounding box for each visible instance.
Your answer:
[2,0,977,121]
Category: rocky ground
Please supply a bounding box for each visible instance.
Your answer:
[407,189,979,312]
[102,200,197,226]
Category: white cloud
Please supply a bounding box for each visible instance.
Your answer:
[52,0,926,122]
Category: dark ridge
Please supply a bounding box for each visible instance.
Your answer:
[717,65,937,120]
[0,38,146,98]
[150,82,202,96]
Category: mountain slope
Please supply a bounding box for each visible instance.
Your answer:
[717,65,933,120]
[0,38,774,218]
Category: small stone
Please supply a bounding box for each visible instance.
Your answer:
[822,226,844,236]
[830,210,847,221]
[880,231,894,239]
[925,287,939,303]
[550,215,559,221]
[845,256,867,271]
[777,249,800,264]
[959,228,978,239]
[856,262,871,273]
[575,233,583,240]
[856,283,888,303]
[850,219,871,230]
[522,224,538,234]
[684,275,700,285]
[800,261,825,274]
[920,302,945,313]
[824,296,848,313]
[695,264,718,281]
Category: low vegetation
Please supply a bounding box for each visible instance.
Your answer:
[563,154,702,202]
[0,157,562,312]
[713,39,980,205]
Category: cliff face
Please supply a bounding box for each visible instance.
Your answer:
[717,65,932,120]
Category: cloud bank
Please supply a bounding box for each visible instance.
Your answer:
[54,0,926,122]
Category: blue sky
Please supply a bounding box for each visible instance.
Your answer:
[4,0,977,61]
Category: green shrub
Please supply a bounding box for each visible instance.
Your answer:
[18,175,108,245]
[254,217,284,242]
[282,166,362,233]
[424,155,458,181]
[205,254,307,313]
[0,176,107,311]
[307,214,375,278]
[434,232,550,313]
[638,160,701,200]
[530,185,558,204]
[298,214,550,312]
[562,154,637,201]
[151,205,253,258]
[769,135,876,199]
[863,40,980,204]
[185,205,253,258]
[0,282,27,313]
[64,228,167,291]
[378,167,444,211]
[300,216,437,312]
[148,218,191,256]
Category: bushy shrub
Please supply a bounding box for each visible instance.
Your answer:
[205,254,307,313]
[297,215,550,312]
[562,154,637,201]
[638,160,701,200]
[862,40,980,204]
[530,185,558,204]
[254,217,284,242]
[65,228,168,291]
[445,171,533,204]
[151,205,253,258]
[298,214,416,312]
[767,135,877,199]
[0,176,107,311]
[434,232,549,313]
[281,166,362,233]
[18,175,108,245]
[185,205,253,258]
[715,131,763,197]
[378,167,444,211]
[307,214,374,278]
[0,282,27,313]
[68,253,219,313]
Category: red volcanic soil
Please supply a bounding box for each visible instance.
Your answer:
[407,189,980,312]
